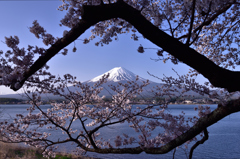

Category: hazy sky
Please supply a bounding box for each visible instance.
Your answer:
[0,0,207,95]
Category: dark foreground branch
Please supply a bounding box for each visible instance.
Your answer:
[10,19,93,91]
[77,98,240,154]
[10,0,240,92]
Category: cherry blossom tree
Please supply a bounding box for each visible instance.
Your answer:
[1,0,240,158]
[0,73,212,158]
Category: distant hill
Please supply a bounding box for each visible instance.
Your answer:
[0,93,27,100]
[0,98,24,104]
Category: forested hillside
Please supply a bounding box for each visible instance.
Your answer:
[0,98,23,104]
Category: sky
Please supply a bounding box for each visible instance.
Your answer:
[0,0,207,95]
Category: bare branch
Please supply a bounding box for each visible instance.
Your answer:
[189,129,208,159]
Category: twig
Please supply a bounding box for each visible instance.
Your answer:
[186,0,196,45]
[189,128,209,159]
[172,148,176,159]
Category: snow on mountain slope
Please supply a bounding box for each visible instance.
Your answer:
[88,67,147,83]
[82,67,162,97]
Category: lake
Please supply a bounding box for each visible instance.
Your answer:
[0,104,239,159]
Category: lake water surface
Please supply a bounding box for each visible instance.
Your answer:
[0,104,239,159]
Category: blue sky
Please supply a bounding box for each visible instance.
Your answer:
[0,1,207,95]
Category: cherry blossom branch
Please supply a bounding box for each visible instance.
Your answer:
[1,73,240,157]
[186,0,196,45]
[163,13,174,37]
[188,1,212,46]
[172,13,188,37]
[80,98,240,154]
[178,1,234,40]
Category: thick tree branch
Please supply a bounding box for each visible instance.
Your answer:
[10,20,93,90]
[11,1,240,92]
[76,98,240,154]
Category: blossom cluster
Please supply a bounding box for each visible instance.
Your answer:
[0,36,49,87]
[0,21,62,90]
[29,20,56,46]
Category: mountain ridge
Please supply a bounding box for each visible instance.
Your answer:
[87,67,152,83]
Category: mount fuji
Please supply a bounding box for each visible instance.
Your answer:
[87,67,148,83]
[82,67,162,97]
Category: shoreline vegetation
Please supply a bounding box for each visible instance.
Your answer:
[0,97,219,105]
[0,141,97,159]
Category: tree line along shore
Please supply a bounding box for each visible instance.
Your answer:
[0,96,219,105]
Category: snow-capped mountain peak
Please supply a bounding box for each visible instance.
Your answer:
[88,67,146,82]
